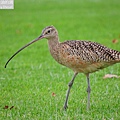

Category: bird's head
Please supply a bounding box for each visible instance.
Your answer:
[40,25,58,39]
[4,25,58,68]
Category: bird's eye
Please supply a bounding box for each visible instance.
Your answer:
[45,30,51,35]
[47,30,50,33]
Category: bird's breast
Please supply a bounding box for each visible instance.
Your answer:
[58,45,89,72]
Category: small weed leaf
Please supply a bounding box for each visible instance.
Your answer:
[103,74,120,79]
[10,106,14,110]
[3,106,15,110]
[52,92,56,97]
[112,39,118,44]
[3,106,9,109]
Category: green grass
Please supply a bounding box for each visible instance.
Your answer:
[0,0,120,119]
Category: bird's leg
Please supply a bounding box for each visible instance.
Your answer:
[86,73,91,110]
[64,72,78,110]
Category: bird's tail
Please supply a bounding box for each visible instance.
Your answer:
[115,50,120,62]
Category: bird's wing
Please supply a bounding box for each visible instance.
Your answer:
[59,40,120,73]
[61,40,120,63]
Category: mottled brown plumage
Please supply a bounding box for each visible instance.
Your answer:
[58,40,120,74]
[5,26,120,110]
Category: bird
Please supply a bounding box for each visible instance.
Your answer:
[5,25,120,110]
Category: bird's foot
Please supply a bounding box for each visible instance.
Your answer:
[63,104,68,110]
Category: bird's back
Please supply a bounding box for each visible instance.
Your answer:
[58,40,120,74]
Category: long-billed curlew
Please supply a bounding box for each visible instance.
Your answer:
[5,26,120,110]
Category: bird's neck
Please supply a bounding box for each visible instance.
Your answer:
[48,36,60,62]
[48,36,60,47]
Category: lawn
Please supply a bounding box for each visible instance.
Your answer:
[0,0,120,119]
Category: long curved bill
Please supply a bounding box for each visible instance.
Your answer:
[5,35,44,68]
